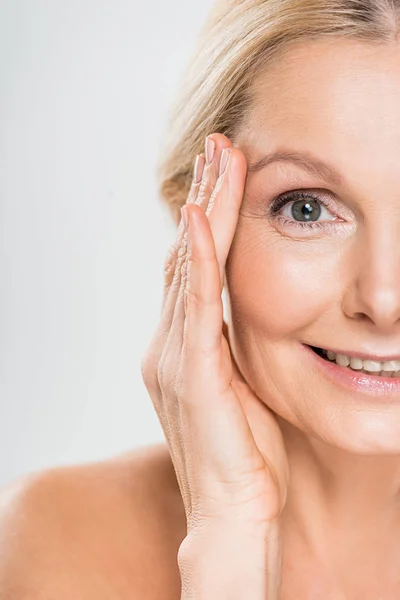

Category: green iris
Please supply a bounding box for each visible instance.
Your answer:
[291,199,321,222]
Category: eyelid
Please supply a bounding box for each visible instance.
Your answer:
[269,189,339,217]
[281,200,336,224]
[267,189,346,232]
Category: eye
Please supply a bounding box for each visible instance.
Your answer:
[269,190,339,229]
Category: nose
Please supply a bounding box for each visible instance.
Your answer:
[342,224,400,333]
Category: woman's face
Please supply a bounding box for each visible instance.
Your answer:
[225,38,400,454]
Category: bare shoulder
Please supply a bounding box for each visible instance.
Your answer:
[0,443,186,599]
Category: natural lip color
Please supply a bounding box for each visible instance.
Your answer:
[302,343,400,398]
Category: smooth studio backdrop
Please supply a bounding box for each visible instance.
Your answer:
[0,0,215,486]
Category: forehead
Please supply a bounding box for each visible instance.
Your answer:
[239,39,400,177]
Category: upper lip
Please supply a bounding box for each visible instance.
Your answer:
[308,344,400,363]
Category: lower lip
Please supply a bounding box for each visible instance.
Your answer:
[303,344,400,399]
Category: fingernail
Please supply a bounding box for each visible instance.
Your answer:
[205,136,215,165]
[219,148,230,177]
[193,154,205,183]
[181,205,189,231]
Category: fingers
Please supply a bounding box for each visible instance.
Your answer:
[161,134,234,333]
[162,153,205,308]
[144,132,284,517]
[195,135,232,212]
[182,203,225,357]
[207,148,248,286]
[176,204,262,492]
[162,132,232,306]
[154,134,238,497]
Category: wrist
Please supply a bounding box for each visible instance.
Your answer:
[178,519,282,600]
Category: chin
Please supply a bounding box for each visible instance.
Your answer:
[272,392,400,456]
[316,414,400,456]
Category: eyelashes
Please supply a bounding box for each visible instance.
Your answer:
[267,190,339,230]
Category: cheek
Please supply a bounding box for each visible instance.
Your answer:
[225,224,341,340]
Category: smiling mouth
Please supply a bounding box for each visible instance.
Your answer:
[308,346,400,378]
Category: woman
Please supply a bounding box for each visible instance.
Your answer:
[2,0,400,597]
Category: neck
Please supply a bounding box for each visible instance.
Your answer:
[278,417,400,563]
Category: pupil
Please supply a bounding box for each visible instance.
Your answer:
[292,200,321,222]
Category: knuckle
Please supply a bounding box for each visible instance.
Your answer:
[178,239,188,260]
[156,358,167,389]
[183,286,202,312]
[140,349,151,381]
[197,180,215,204]
[158,349,180,396]
[205,183,221,213]
[141,346,159,393]
[185,285,200,306]
[180,258,188,284]
[163,235,187,277]
[177,246,189,278]
[170,244,188,282]
[157,353,177,393]
[184,279,219,310]
[163,242,179,277]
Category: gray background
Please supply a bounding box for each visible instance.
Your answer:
[0,0,214,487]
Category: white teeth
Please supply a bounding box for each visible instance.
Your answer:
[350,357,363,370]
[321,349,400,376]
[335,354,350,367]
[362,360,381,372]
[382,361,400,371]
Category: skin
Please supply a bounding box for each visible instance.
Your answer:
[228,37,400,597]
[1,38,400,599]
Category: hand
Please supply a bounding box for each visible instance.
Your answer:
[141,133,289,529]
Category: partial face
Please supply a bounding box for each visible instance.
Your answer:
[225,38,400,453]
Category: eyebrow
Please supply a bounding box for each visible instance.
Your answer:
[247,149,344,186]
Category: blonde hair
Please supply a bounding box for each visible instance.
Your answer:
[158,0,400,224]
